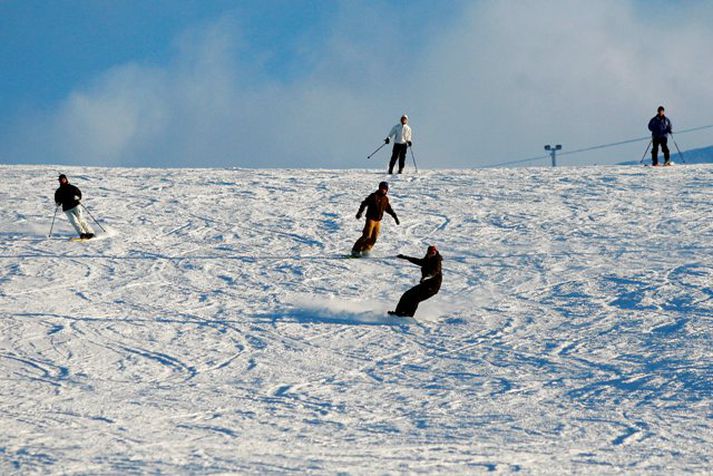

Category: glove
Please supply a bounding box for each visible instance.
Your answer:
[394,216,400,225]
[407,141,412,147]
[356,212,362,220]
[384,138,390,144]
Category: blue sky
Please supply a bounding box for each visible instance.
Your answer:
[0,0,456,112]
[1,1,333,110]
[1,0,712,168]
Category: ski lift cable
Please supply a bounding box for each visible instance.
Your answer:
[482,122,713,168]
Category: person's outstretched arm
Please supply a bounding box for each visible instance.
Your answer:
[397,254,424,266]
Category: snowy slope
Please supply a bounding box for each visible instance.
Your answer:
[1,164,712,473]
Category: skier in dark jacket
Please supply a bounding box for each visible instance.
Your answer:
[389,245,442,317]
[54,174,95,239]
[648,106,673,166]
[351,181,399,257]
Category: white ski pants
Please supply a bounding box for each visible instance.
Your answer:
[65,205,93,236]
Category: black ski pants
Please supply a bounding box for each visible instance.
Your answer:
[389,143,408,174]
[394,278,440,317]
[651,136,670,165]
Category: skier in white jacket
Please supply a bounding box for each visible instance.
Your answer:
[384,114,412,174]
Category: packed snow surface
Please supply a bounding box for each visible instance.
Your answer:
[1,164,712,473]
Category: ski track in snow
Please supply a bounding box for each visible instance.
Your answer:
[0,164,712,473]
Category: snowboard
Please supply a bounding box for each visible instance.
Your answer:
[387,311,418,323]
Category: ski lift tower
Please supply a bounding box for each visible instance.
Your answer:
[544,144,562,167]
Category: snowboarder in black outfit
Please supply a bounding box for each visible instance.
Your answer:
[352,181,400,257]
[389,245,442,317]
[648,106,673,166]
[54,174,95,239]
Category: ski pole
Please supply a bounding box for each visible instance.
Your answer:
[80,202,106,232]
[367,142,388,159]
[670,133,686,164]
[409,144,419,173]
[48,205,60,238]
[639,139,652,165]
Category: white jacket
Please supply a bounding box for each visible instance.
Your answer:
[387,123,412,144]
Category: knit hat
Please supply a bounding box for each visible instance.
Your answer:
[58,174,67,181]
[378,181,389,190]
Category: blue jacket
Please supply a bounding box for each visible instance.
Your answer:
[648,115,672,138]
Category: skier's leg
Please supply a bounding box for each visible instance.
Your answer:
[353,219,376,253]
[74,207,94,235]
[388,145,399,174]
[661,137,671,163]
[398,144,407,173]
[394,282,439,317]
[364,220,381,252]
[352,226,366,253]
[651,138,660,166]
[394,285,421,317]
[64,208,84,236]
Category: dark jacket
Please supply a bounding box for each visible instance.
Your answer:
[402,252,443,291]
[648,115,672,139]
[55,183,82,211]
[358,191,398,222]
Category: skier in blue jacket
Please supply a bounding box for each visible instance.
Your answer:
[648,106,672,166]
